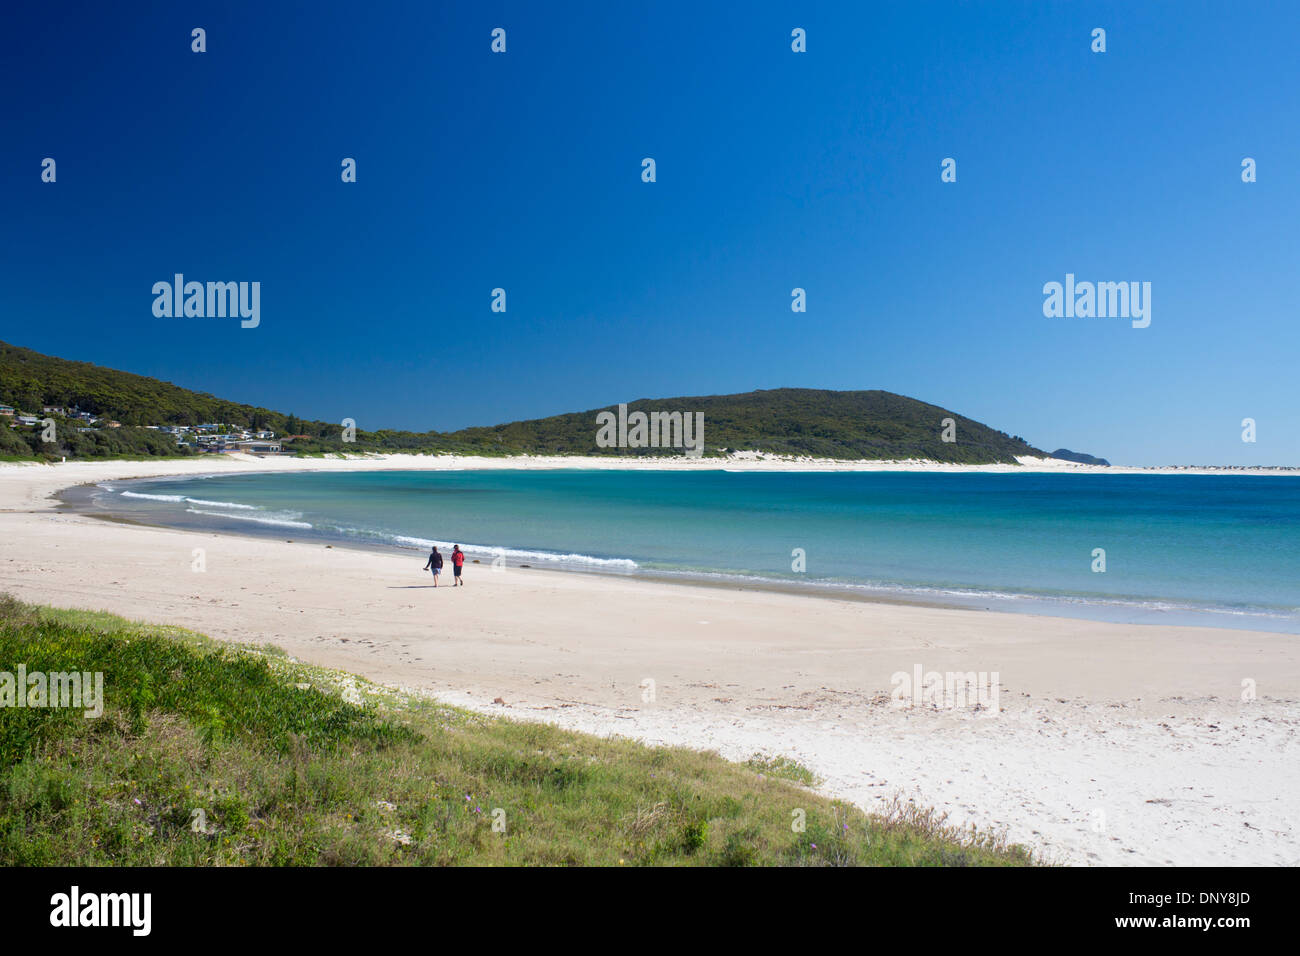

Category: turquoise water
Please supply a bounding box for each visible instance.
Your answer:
[91,469,1300,632]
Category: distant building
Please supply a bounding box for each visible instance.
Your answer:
[0,405,14,417]
[16,415,39,426]
[235,442,283,455]
[232,440,282,455]
[42,406,66,416]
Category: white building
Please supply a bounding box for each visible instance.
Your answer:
[233,440,282,454]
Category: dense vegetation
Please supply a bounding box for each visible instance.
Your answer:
[1,340,302,460]
[0,419,200,460]
[0,597,1034,866]
[460,389,1045,463]
[1,340,1045,463]
[1050,448,1110,467]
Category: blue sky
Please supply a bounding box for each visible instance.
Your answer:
[2,1,1297,465]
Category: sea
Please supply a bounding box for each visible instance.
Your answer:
[75,469,1300,633]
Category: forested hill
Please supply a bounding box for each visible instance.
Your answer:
[1,340,292,432]
[457,389,1044,463]
[0,341,1044,462]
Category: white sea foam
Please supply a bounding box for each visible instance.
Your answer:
[114,486,636,568]
[121,490,258,510]
[183,497,259,510]
[382,533,639,570]
[185,508,312,529]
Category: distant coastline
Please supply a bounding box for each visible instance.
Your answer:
[4,451,1300,481]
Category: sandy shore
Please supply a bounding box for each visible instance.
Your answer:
[2,455,1297,866]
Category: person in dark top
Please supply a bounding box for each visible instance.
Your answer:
[452,545,465,586]
[423,545,444,586]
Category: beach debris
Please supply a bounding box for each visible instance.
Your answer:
[493,696,507,705]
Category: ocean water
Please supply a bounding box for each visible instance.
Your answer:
[85,469,1300,632]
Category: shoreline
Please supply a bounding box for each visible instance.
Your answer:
[2,455,1298,866]
[4,450,1300,486]
[63,456,1300,635]
[64,472,1300,635]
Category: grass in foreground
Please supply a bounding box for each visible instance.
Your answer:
[0,595,1035,866]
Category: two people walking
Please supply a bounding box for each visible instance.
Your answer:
[423,544,466,587]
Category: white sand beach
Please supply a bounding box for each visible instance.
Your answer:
[1,454,1297,866]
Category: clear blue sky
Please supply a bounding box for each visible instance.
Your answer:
[2,1,1297,466]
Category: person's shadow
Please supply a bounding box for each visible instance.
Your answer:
[386,586,441,589]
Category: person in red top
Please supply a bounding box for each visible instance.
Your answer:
[452,545,466,586]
